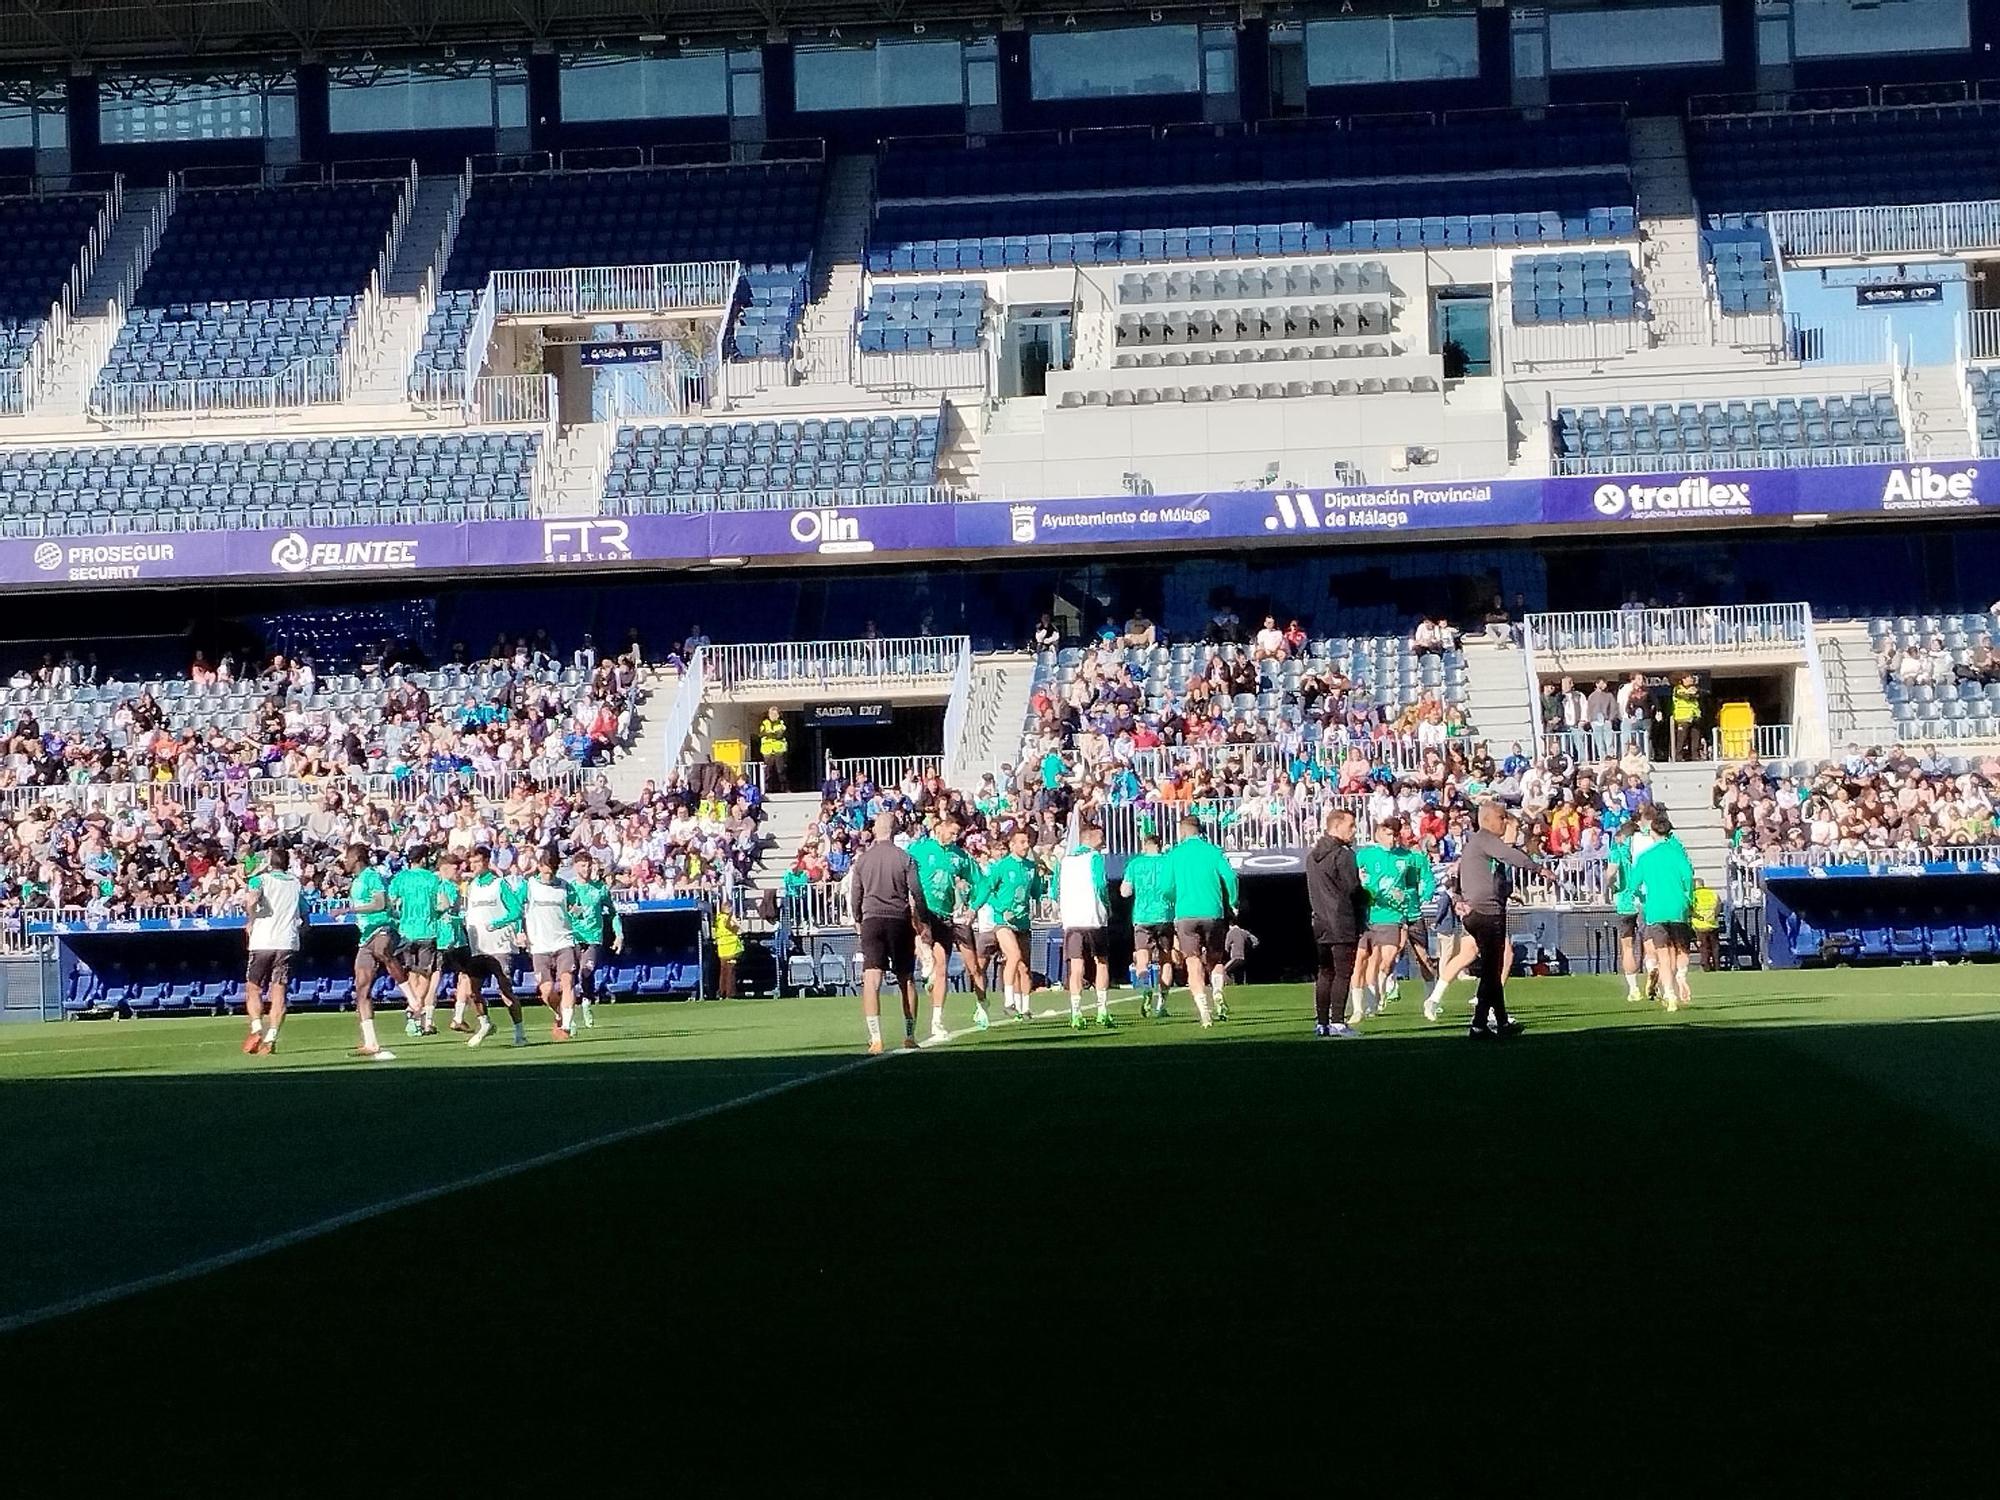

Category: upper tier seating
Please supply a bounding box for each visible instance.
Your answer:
[600,412,943,514]
[1510,250,1639,324]
[0,190,104,405]
[871,116,1634,271]
[1554,395,1905,474]
[1961,367,2000,454]
[0,429,541,536]
[1702,223,1779,315]
[1689,104,2000,214]
[97,183,399,394]
[858,281,983,353]
[415,162,823,385]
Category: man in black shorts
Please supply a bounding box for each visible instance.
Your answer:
[850,810,919,1054]
[343,842,408,1060]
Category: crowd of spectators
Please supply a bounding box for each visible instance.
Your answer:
[1716,744,2000,887]
[1880,632,2000,688]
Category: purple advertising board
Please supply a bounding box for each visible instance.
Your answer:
[0,458,1993,591]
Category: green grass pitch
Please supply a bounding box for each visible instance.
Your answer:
[6,969,2000,1481]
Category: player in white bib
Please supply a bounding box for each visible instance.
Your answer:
[1054,822,1115,1030]
[238,845,303,1056]
[523,846,578,1040]
[459,844,529,1046]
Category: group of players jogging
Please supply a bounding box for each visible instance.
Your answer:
[235,841,624,1061]
[857,795,1699,1052]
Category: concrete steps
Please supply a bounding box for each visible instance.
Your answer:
[603,667,677,804]
[750,792,828,893]
[1628,116,1707,302]
[346,175,463,404]
[535,421,614,517]
[1816,621,1898,749]
[37,186,174,416]
[1459,637,1536,754]
[1901,364,1976,460]
[950,651,1037,783]
[1646,761,1731,888]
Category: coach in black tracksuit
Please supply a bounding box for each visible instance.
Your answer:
[1306,805,1369,1032]
[1455,802,1541,1039]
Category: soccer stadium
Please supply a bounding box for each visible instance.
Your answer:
[6,0,2000,1476]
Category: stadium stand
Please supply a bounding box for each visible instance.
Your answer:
[858,280,983,353]
[95,180,402,399]
[0,188,107,409]
[1962,368,2000,454]
[600,410,943,513]
[413,160,823,386]
[1553,394,1906,474]
[0,428,542,535]
[1687,103,2000,215]
[1871,612,2000,739]
[1700,224,1780,316]
[869,115,1637,271]
[1509,251,1640,326]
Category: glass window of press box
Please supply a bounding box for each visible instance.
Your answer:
[793,40,966,112]
[1029,24,1202,100]
[559,52,732,120]
[1303,14,1481,87]
[327,62,528,134]
[99,76,288,143]
[1791,0,1969,57]
[1545,3,1724,72]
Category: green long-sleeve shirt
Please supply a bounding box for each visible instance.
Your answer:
[1394,847,1435,921]
[975,854,1043,929]
[566,877,624,945]
[1164,835,1238,921]
[1122,851,1174,926]
[909,835,976,918]
[1355,844,1409,927]
[1632,836,1696,924]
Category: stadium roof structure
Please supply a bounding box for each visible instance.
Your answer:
[0,0,1439,68]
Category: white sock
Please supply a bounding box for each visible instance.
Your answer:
[1212,966,1228,994]
[580,998,594,1016]
[1676,966,1690,1002]
[931,1003,944,1023]
[1096,987,1108,1017]
[452,998,467,1024]
[1070,994,1082,1016]
[560,1001,574,1031]
[866,1014,883,1044]
[247,1016,261,1034]
[1004,986,1018,1012]
[423,1001,435,1022]
[263,1021,280,1043]
[399,981,421,1008]
[1195,996,1212,1024]
[360,1018,378,1048]
[1427,980,1447,1006]
[1625,972,1640,997]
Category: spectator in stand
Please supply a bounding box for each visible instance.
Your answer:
[1617,672,1652,756]
[1254,616,1287,661]
[683,624,711,659]
[1282,619,1308,657]
[1412,618,1444,658]
[1208,602,1242,644]
[1481,594,1515,648]
[1670,674,1703,761]
[1554,676,1588,762]
[1955,633,2000,686]
[1032,614,1062,651]
[1586,678,1619,761]
[1124,608,1158,650]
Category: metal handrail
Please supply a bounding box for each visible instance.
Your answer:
[704,636,967,692]
[1524,604,1811,655]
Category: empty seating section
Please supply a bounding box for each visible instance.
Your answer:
[0,191,103,387]
[414,163,822,384]
[871,116,1635,271]
[1873,613,2000,738]
[1689,105,2000,214]
[1554,395,1905,474]
[1510,251,1639,325]
[1963,368,2000,454]
[0,430,541,536]
[600,412,943,514]
[99,183,399,391]
[1702,225,1779,315]
[1059,374,1436,407]
[858,281,983,353]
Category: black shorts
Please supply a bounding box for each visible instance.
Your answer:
[1135,921,1175,954]
[860,915,916,979]
[1063,927,1108,965]
[1616,912,1640,942]
[437,945,471,976]
[951,921,978,952]
[1646,921,1695,948]
[462,951,515,992]
[533,947,577,984]
[1403,918,1432,951]
[1174,917,1225,968]
[574,942,608,995]
[354,927,400,986]
[915,905,955,950]
[1366,922,1406,952]
[246,949,291,988]
[396,938,438,975]
[974,927,1000,970]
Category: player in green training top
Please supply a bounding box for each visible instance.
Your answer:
[565,853,623,1032]
[973,826,1045,1020]
[1353,816,1411,1022]
[1163,814,1239,1028]
[342,842,411,1061]
[1605,821,1643,1004]
[909,816,979,1032]
[387,845,443,1037]
[1388,833,1438,1012]
[1631,811,1698,1013]
[433,853,477,1039]
[1120,832,1177,1018]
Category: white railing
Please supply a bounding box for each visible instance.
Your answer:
[397,160,475,398]
[0,767,594,814]
[1503,313,1647,373]
[1525,604,1811,655]
[1766,199,2000,260]
[470,372,556,426]
[1785,311,1894,368]
[609,481,969,516]
[1800,608,1832,760]
[857,345,988,397]
[1955,314,1983,440]
[704,636,967,692]
[492,260,741,320]
[656,650,707,777]
[1522,614,1548,751]
[1552,442,1906,477]
[941,637,974,773]
[823,754,946,789]
[338,159,419,401]
[1963,309,2000,364]
[1519,853,1611,908]
[456,276,500,398]
[1711,723,1797,760]
[91,354,342,422]
[14,175,122,414]
[1094,793,1369,857]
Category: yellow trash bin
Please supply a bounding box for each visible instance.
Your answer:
[1714,701,1755,759]
[711,738,746,769]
